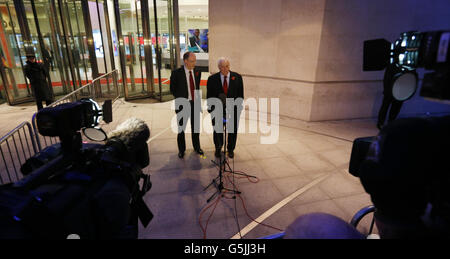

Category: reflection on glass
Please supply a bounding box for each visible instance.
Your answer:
[178,0,208,99]
[0,1,32,104]
[0,56,7,103]
[64,0,85,91]
[151,0,175,100]
[0,0,119,105]
[0,72,5,103]
[90,0,113,77]
[187,28,208,53]
[53,0,74,93]
[178,0,208,53]
[23,3,42,58]
[68,0,91,89]
[119,0,147,98]
[23,0,59,101]
[93,29,104,58]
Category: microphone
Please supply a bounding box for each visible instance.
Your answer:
[107,117,150,146]
[218,93,227,122]
[106,117,150,168]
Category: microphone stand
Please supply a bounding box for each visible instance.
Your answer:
[203,106,257,203]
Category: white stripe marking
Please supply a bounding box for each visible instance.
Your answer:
[147,126,171,143]
[231,173,330,239]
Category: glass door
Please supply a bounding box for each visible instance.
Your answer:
[52,0,78,94]
[20,0,94,99]
[0,0,117,106]
[23,0,71,98]
[61,0,86,90]
[151,0,176,101]
[0,0,33,104]
[86,0,116,97]
[51,0,115,98]
[115,0,153,100]
[0,55,8,103]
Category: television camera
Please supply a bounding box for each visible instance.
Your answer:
[0,99,153,239]
[363,30,449,101]
[349,30,450,238]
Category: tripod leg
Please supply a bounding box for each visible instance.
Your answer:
[230,170,258,179]
[203,175,220,191]
[222,186,241,195]
[207,190,219,203]
[211,159,220,168]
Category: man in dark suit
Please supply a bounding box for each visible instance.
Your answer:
[170,51,204,158]
[207,57,244,159]
[24,53,54,111]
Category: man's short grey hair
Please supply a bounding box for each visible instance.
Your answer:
[217,57,230,67]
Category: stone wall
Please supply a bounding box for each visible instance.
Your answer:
[209,0,450,121]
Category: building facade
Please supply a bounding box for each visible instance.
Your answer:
[0,0,208,105]
[1,0,449,121]
[209,0,450,121]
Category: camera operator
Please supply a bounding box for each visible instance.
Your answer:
[285,30,450,239]
[284,115,450,239]
[0,101,153,239]
[358,115,450,239]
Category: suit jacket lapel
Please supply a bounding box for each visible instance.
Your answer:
[194,68,201,89]
[217,72,223,94]
[180,67,188,97]
[227,71,234,97]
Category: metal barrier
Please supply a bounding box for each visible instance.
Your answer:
[48,69,120,107]
[32,69,120,151]
[0,122,38,185]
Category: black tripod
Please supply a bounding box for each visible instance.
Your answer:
[204,116,256,203]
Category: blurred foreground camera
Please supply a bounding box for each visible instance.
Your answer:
[0,100,153,239]
[37,98,112,145]
[348,30,450,238]
[36,98,110,137]
[349,115,450,238]
[364,30,450,102]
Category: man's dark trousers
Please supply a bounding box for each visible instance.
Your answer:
[177,100,200,153]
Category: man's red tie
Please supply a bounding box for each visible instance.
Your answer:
[189,71,195,101]
[223,76,228,95]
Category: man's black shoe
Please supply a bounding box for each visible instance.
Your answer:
[228,150,234,158]
[178,151,185,159]
[195,148,204,155]
[215,148,221,158]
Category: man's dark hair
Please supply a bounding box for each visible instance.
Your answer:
[183,51,192,61]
